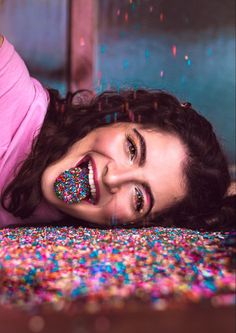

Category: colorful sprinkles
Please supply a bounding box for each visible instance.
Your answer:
[54,166,90,204]
[0,227,235,311]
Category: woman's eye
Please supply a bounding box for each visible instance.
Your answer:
[134,187,144,213]
[126,136,137,161]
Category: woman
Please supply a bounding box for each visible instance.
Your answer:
[0,35,235,230]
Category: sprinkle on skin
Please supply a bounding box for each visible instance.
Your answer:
[0,227,235,311]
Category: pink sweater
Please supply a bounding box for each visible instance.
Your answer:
[0,37,63,227]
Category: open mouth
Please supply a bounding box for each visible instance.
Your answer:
[53,155,99,206]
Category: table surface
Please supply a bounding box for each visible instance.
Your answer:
[0,303,235,333]
[0,225,235,333]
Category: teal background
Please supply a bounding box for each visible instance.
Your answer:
[96,0,235,166]
[0,0,235,168]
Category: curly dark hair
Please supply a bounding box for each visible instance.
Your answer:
[1,88,235,231]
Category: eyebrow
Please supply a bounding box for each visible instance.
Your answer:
[132,128,155,217]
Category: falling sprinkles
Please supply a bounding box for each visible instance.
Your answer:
[0,227,235,312]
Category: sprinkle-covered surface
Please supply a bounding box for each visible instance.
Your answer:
[0,226,235,311]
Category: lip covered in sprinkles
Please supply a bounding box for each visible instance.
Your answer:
[54,166,90,204]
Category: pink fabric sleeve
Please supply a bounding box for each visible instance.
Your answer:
[0,36,35,159]
[0,37,63,227]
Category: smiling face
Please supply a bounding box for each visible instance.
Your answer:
[41,123,188,226]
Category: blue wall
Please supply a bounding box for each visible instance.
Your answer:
[0,0,235,167]
[96,0,235,166]
[0,0,68,94]
[96,30,235,164]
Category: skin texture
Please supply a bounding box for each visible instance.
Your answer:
[0,35,4,48]
[41,123,187,226]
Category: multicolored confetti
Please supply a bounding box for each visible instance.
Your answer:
[54,166,90,205]
[0,226,235,312]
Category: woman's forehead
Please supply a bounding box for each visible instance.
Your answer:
[138,128,187,213]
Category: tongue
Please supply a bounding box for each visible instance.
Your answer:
[54,166,90,205]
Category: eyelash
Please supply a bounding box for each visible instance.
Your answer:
[134,187,144,213]
[126,135,144,214]
[126,135,137,161]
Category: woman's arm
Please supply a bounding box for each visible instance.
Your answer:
[0,35,3,47]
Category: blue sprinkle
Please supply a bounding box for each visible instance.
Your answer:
[90,250,98,258]
[204,280,217,292]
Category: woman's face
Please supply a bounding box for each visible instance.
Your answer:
[41,123,187,226]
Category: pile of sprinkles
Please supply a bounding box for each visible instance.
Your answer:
[0,226,235,311]
[54,166,90,205]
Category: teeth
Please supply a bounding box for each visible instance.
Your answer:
[88,161,96,199]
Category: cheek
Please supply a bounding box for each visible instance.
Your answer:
[102,195,134,224]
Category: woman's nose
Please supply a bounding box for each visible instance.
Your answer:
[103,162,136,194]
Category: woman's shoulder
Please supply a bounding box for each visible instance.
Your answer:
[0,36,48,149]
[0,36,49,181]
